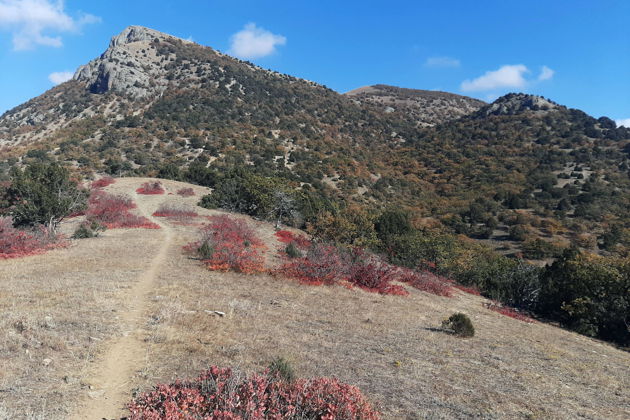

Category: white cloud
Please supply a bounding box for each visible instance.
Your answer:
[425,56,460,68]
[229,22,286,60]
[538,65,555,81]
[0,0,99,50]
[48,70,72,84]
[616,118,630,128]
[461,64,529,92]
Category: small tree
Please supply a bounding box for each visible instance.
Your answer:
[8,163,88,233]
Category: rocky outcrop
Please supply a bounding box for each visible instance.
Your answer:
[73,26,175,98]
[478,93,559,117]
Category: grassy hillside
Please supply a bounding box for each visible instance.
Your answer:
[0,178,628,419]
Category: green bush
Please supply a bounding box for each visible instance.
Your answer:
[537,249,630,345]
[72,221,105,239]
[285,242,302,258]
[442,313,475,338]
[8,163,88,233]
[197,240,214,259]
[267,357,296,383]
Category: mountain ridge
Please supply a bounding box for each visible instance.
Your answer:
[1,25,629,260]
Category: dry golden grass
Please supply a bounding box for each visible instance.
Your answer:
[0,178,628,419]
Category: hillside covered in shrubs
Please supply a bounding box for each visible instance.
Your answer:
[1,26,629,262]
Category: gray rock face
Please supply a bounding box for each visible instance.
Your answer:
[481,93,559,116]
[73,26,174,98]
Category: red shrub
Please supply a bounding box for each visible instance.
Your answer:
[453,284,482,296]
[395,268,453,297]
[275,230,311,249]
[91,176,115,189]
[484,301,536,323]
[0,217,66,259]
[137,181,165,195]
[278,243,344,285]
[86,191,159,229]
[345,250,408,296]
[185,215,265,274]
[176,187,195,197]
[128,367,381,420]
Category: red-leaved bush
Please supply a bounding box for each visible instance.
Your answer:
[128,367,381,420]
[185,215,265,274]
[176,187,195,197]
[395,268,453,297]
[86,191,159,229]
[137,181,165,195]
[278,244,453,297]
[452,284,482,296]
[344,249,408,296]
[91,176,115,189]
[484,301,536,323]
[0,217,66,259]
[278,243,344,286]
[275,230,311,249]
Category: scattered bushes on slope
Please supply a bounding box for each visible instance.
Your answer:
[0,217,65,259]
[442,313,475,338]
[86,191,159,229]
[137,181,165,195]
[127,366,381,420]
[185,215,265,273]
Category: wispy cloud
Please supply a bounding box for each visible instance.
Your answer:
[48,70,72,84]
[616,118,630,128]
[229,22,286,60]
[425,56,460,68]
[461,64,529,92]
[0,0,100,50]
[538,65,555,81]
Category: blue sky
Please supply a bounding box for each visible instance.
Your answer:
[1,0,629,125]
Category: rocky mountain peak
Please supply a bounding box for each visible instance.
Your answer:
[479,93,560,117]
[108,25,168,48]
[72,26,184,98]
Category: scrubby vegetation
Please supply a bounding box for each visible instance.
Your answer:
[185,215,265,273]
[6,163,88,233]
[127,366,381,420]
[86,190,159,229]
[0,216,65,259]
[72,220,106,239]
[176,187,195,197]
[137,181,165,195]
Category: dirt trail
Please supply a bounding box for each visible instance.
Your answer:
[71,191,173,420]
